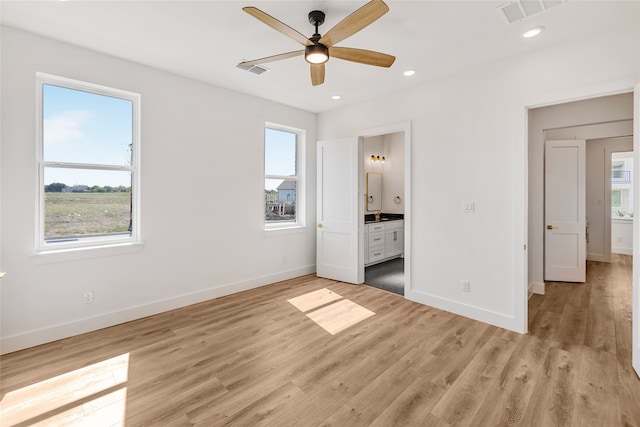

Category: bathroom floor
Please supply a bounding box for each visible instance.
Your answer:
[364,258,404,296]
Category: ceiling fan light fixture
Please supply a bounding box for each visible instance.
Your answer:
[403,69,416,77]
[305,44,329,64]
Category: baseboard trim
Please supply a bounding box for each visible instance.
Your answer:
[528,281,545,295]
[404,289,524,333]
[0,265,316,355]
[612,247,633,255]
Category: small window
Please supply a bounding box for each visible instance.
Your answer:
[37,73,140,251]
[264,124,305,228]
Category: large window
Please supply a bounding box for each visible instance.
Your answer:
[264,124,304,228]
[37,73,140,251]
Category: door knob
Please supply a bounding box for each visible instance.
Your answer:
[546,225,557,230]
[317,224,323,228]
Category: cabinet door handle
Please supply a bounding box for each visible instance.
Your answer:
[394,231,397,241]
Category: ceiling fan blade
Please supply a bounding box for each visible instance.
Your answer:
[240,50,305,67]
[311,63,325,86]
[329,47,395,67]
[319,0,389,47]
[243,7,312,47]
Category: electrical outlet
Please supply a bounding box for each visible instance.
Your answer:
[461,280,470,293]
[83,292,94,304]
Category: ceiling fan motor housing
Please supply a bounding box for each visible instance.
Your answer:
[308,10,325,27]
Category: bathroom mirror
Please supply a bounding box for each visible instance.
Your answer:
[366,172,382,212]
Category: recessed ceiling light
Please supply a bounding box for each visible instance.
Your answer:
[522,26,545,38]
[331,95,341,100]
[403,70,416,77]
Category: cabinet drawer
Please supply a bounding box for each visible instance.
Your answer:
[368,231,385,246]
[369,247,385,263]
[368,223,385,233]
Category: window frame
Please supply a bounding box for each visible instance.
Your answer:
[35,73,141,253]
[263,122,305,230]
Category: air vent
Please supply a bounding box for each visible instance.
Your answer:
[498,0,565,24]
[236,62,269,75]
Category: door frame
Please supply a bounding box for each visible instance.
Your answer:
[633,84,639,376]
[358,121,412,294]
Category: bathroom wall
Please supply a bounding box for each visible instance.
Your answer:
[363,132,404,214]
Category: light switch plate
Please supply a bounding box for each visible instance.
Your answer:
[462,201,475,213]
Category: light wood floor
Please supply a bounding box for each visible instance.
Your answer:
[1,255,639,426]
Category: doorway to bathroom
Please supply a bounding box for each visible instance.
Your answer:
[361,123,410,296]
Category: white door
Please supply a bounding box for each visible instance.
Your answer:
[544,140,586,282]
[316,137,363,284]
[633,84,639,376]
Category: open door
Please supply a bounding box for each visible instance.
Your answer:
[633,84,639,377]
[544,140,586,282]
[316,137,363,284]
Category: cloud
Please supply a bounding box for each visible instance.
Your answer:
[44,111,93,144]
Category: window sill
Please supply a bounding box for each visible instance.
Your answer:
[612,217,634,222]
[32,242,144,264]
[264,225,308,237]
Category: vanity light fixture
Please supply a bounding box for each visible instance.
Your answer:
[370,155,385,164]
[522,26,545,38]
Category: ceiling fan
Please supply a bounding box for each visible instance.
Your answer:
[239,0,396,86]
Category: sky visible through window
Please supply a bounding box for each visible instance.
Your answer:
[265,127,296,191]
[43,84,133,187]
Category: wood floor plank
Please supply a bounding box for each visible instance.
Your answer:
[584,289,617,355]
[520,346,579,427]
[1,261,639,426]
[430,328,521,426]
[469,335,551,426]
[552,303,588,354]
[369,376,446,427]
[572,345,621,427]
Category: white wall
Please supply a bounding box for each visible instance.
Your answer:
[0,27,317,353]
[612,219,633,255]
[529,98,633,286]
[381,132,404,214]
[318,24,639,333]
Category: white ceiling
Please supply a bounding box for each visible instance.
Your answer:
[1,1,637,113]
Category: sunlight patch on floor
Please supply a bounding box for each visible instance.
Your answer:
[0,353,129,426]
[287,288,342,312]
[287,288,375,335]
[305,298,376,335]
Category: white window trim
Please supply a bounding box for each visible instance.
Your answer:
[35,72,142,254]
[264,122,305,231]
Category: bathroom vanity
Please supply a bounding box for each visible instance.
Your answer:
[364,217,404,266]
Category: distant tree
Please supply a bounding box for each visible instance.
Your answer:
[265,189,278,202]
[90,185,104,193]
[45,182,67,192]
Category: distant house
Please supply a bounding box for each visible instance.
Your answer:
[277,180,296,202]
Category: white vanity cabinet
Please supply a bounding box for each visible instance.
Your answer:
[385,221,404,258]
[364,220,403,266]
